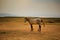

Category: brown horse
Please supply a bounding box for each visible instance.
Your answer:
[24,17,45,32]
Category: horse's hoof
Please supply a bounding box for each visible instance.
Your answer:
[30,30,33,32]
[38,30,41,32]
[31,30,33,31]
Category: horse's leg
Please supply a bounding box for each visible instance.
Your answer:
[38,24,41,32]
[30,24,33,31]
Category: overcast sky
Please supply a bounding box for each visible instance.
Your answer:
[0,0,60,17]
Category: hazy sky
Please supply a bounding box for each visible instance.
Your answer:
[0,0,60,17]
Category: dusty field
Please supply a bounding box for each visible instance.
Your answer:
[0,17,60,40]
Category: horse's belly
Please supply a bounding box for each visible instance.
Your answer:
[31,22,37,24]
[30,20,38,24]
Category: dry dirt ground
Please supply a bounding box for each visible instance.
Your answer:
[0,18,60,40]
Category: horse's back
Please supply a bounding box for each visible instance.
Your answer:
[28,17,41,24]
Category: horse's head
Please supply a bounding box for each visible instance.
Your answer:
[24,17,28,23]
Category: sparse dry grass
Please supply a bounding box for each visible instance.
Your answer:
[0,17,60,40]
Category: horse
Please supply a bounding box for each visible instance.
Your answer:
[24,17,45,32]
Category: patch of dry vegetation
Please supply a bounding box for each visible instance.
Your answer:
[0,17,60,40]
